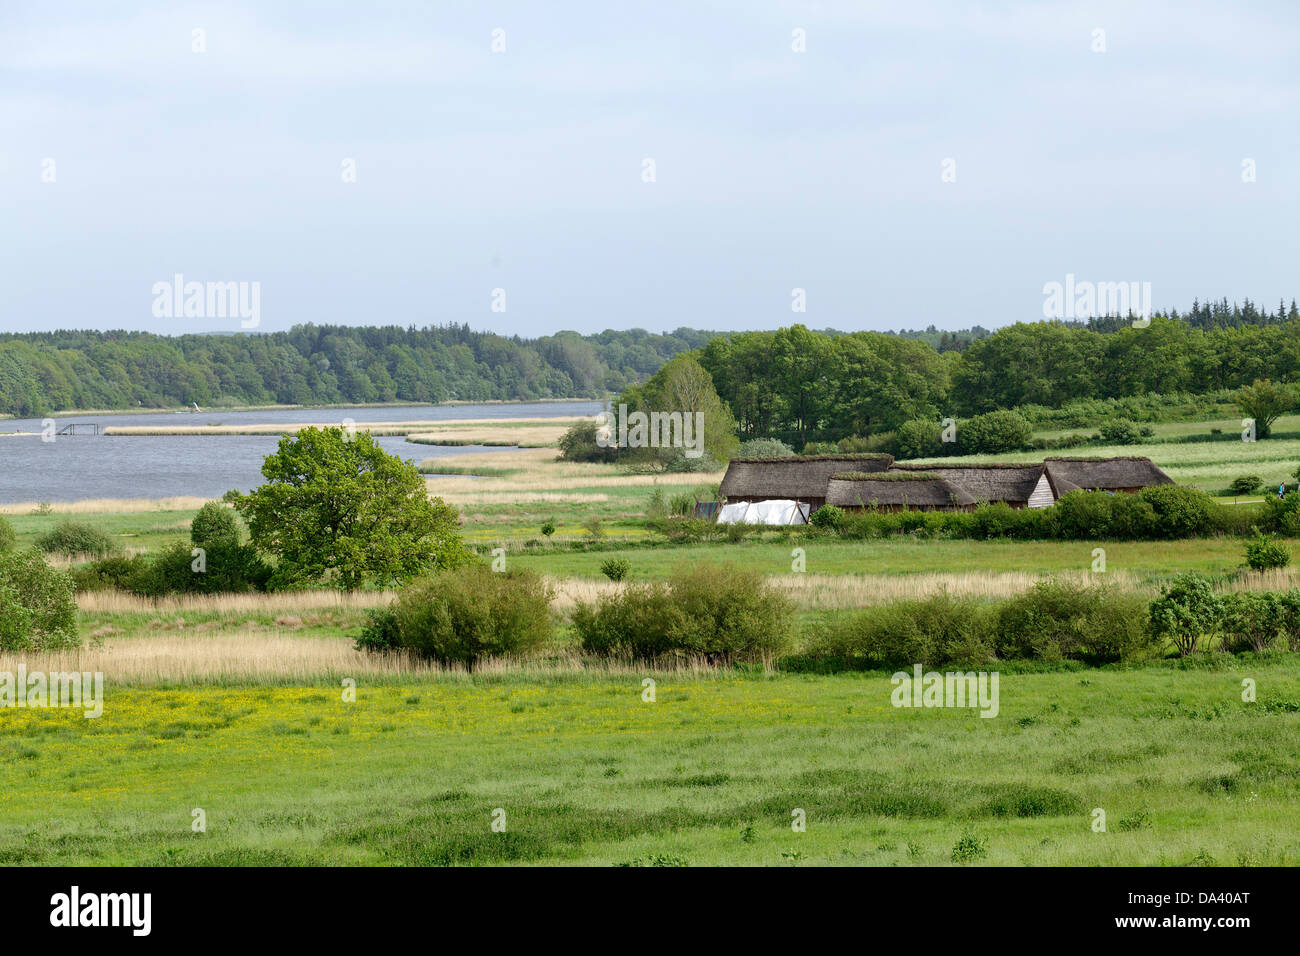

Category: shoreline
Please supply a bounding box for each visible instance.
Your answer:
[7,397,604,420]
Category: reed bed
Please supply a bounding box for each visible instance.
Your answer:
[0,496,213,515]
[545,569,1150,611]
[78,589,394,614]
[0,632,742,686]
[422,447,725,495]
[101,416,586,438]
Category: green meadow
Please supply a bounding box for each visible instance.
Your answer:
[2,662,1298,866]
[7,412,1300,866]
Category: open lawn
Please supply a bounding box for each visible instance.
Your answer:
[2,662,1297,866]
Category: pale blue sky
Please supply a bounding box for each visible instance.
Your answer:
[3,0,1297,335]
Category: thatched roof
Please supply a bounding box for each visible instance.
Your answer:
[826,473,976,509]
[891,462,1045,504]
[1043,456,1173,491]
[720,454,894,500]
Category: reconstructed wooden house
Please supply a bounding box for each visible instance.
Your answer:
[716,455,1174,517]
[718,454,893,512]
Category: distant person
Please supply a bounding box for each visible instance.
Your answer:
[1280,483,1287,499]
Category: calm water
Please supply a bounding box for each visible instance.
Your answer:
[0,401,601,503]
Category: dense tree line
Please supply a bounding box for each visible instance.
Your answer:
[0,325,713,415]
[5,300,1298,427]
[697,315,1300,446]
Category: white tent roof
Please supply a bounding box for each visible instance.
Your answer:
[717,499,811,525]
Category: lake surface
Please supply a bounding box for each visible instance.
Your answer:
[0,401,601,503]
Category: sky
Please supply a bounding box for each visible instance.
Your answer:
[2,0,1298,337]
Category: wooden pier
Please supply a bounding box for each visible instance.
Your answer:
[55,423,101,436]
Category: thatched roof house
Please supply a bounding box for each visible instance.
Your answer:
[1043,457,1174,495]
[719,454,893,511]
[890,462,1050,507]
[716,453,1173,517]
[827,472,977,512]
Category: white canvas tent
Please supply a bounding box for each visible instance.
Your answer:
[717,499,811,526]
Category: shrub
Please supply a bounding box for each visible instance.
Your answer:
[646,490,667,518]
[1135,485,1218,538]
[1107,492,1158,539]
[996,579,1153,663]
[1254,491,1300,536]
[1098,418,1142,445]
[1277,590,1300,651]
[0,516,14,552]
[191,501,241,546]
[1148,572,1220,656]
[557,420,618,463]
[357,564,553,666]
[600,557,631,582]
[809,505,846,531]
[1229,475,1263,496]
[967,502,1022,539]
[1219,591,1282,653]
[951,832,988,864]
[573,562,792,662]
[959,410,1032,454]
[1050,491,1114,539]
[573,582,680,659]
[36,521,118,558]
[1244,530,1290,571]
[540,519,556,537]
[894,419,943,459]
[133,540,271,596]
[668,492,696,517]
[71,554,151,593]
[736,438,795,458]
[812,593,995,669]
[0,549,79,651]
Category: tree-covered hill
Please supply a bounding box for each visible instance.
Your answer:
[0,325,714,416]
[3,298,1297,419]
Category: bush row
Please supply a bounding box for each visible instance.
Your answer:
[811,486,1259,541]
[72,503,269,597]
[809,581,1152,669]
[355,564,1300,669]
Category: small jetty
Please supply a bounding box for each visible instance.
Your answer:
[55,423,101,436]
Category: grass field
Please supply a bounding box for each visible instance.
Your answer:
[6,411,1300,866]
[1016,418,1300,493]
[2,662,1297,866]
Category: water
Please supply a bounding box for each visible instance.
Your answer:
[0,401,601,503]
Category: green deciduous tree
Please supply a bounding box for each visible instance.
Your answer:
[228,426,471,589]
[1236,378,1292,438]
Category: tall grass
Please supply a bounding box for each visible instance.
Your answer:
[0,496,213,515]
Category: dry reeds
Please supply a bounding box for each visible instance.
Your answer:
[0,632,741,686]
[0,496,214,515]
[545,570,1151,611]
[101,416,586,438]
[422,447,725,500]
[77,589,395,614]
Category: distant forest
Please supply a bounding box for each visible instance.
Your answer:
[0,325,714,416]
[0,296,1296,418]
